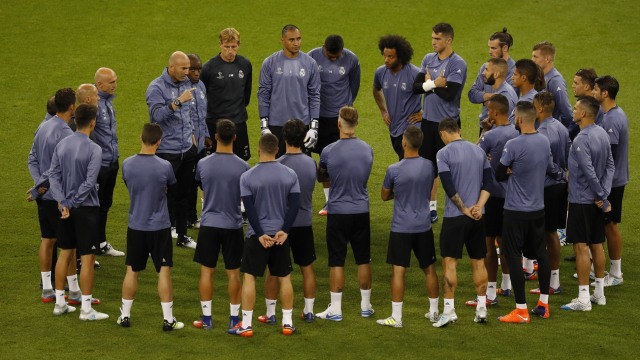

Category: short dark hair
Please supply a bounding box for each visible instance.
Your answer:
[142,123,163,145]
[259,133,279,154]
[432,23,454,39]
[575,68,598,89]
[577,96,600,118]
[487,93,509,115]
[515,59,545,90]
[54,88,76,112]
[282,119,306,149]
[187,53,201,63]
[403,126,423,149]
[47,96,57,116]
[489,27,513,49]
[487,57,508,77]
[595,75,619,100]
[378,35,414,65]
[533,91,555,114]
[74,104,97,129]
[324,35,344,54]
[515,101,536,124]
[438,117,460,133]
[339,106,358,127]
[216,119,236,145]
[281,24,299,36]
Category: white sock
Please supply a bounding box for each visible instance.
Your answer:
[429,201,437,211]
[100,241,107,249]
[476,296,486,310]
[242,309,253,328]
[392,301,403,321]
[81,295,92,313]
[201,300,212,317]
[428,297,439,313]
[539,294,549,304]
[121,299,133,317]
[443,298,454,313]
[55,289,66,307]
[161,301,174,322]
[550,269,560,289]
[265,298,277,317]
[501,273,512,290]
[516,303,527,310]
[578,285,590,303]
[524,258,535,273]
[303,298,314,314]
[67,274,80,292]
[610,259,622,277]
[593,278,605,298]
[282,308,293,326]
[486,282,497,299]
[230,303,240,317]
[323,188,330,202]
[41,271,52,290]
[330,291,342,313]
[360,289,371,310]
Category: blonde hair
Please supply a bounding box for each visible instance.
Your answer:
[219,28,240,44]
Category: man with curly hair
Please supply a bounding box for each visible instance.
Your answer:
[373,34,422,160]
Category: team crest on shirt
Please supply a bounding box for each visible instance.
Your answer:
[401,83,407,90]
[299,68,306,77]
[199,91,205,100]
[339,66,345,75]
[171,91,176,97]
[276,67,283,75]
[239,70,244,79]
[318,65,323,72]
[217,72,224,79]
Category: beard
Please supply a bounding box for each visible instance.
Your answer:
[484,74,496,86]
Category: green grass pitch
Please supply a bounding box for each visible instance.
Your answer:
[1,0,638,358]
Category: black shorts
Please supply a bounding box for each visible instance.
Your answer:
[484,197,505,237]
[439,215,486,259]
[605,186,624,224]
[240,235,292,277]
[36,199,60,238]
[57,206,100,256]
[194,226,244,270]
[419,119,458,172]
[501,210,546,260]
[289,226,316,267]
[390,134,404,160]
[207,119,251,160]
[387,230,436,268]
[312,116,339,155]
[567,203,605,245]
[126,227,173,272]
[326,213,371,267]
[544,183,568,231]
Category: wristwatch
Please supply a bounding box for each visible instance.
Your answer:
[173,98,182,108]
